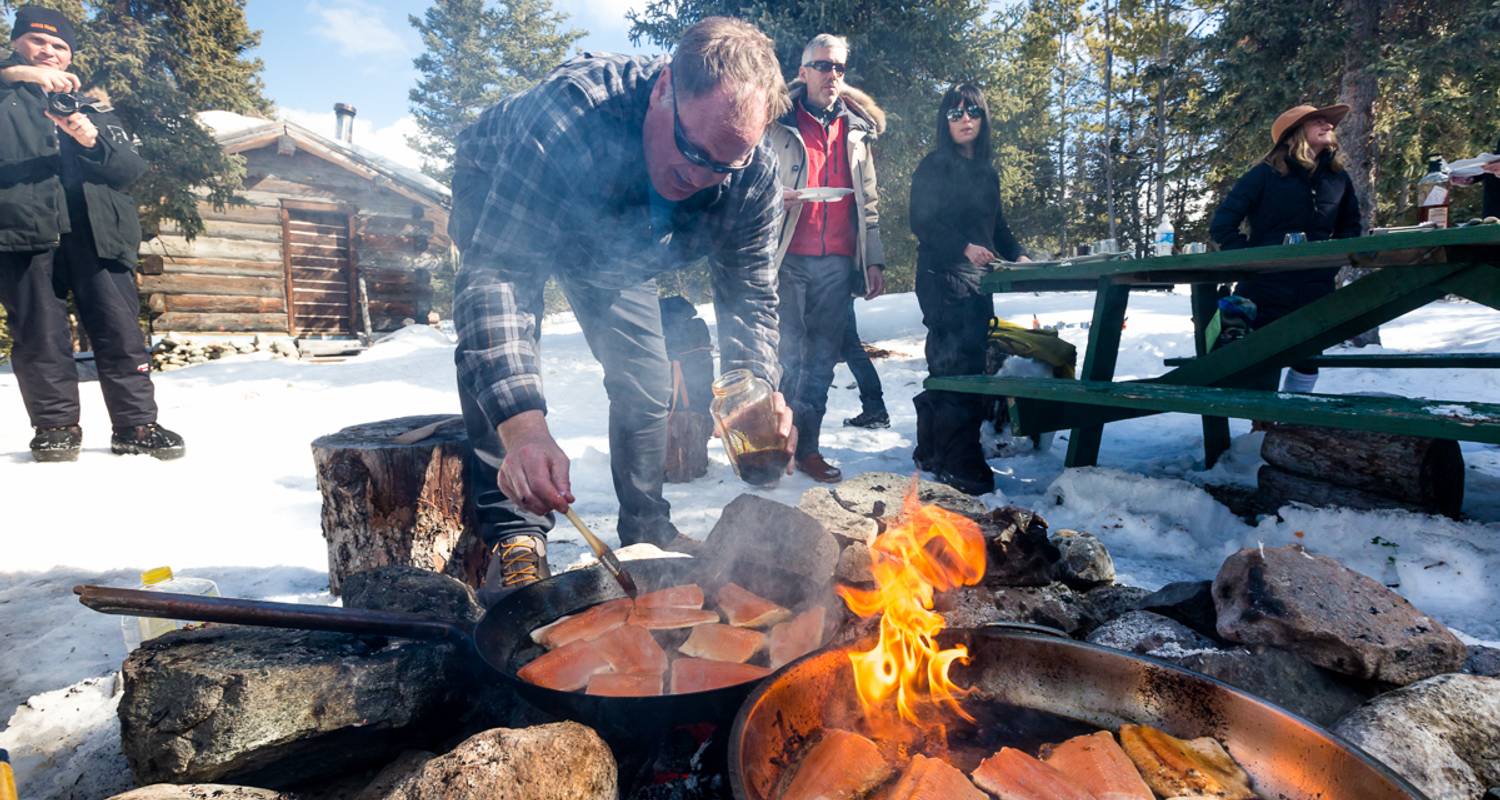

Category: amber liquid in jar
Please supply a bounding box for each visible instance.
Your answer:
[711,369,790,487]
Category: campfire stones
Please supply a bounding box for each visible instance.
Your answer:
[1333,673,1500,800]
[1136,580,1217,640]
[836,541,874,585]
[978,506,1061,587]
[1213,544,1466,685]
[798,487,878,545]
[1050,529,1115,588]
[107,786,290,800]
[1077,584,1151,631]
[1086,611,1217,657]
[342,564,484,624]
[1466,645,1500,678]
[824,471,987,520]
[374,722,617,800]
[936,583,1094,635]
[706,494,839,588]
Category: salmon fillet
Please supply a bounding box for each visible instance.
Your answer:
[634,583,705,609]
[628,605,720,630]
[1118,724,1254,800]
[768,606,826,669]
[585,671,664,697]
[779,728,894,800]
[592,623,669,674]
[882,754,987,800]
[1041,731,1153,800]
[517,637,613,692]
[668,657,770,693]
[970,747,1098,800]
[678,623,766,663]
[717,582,792,627]
[529,597,633,650]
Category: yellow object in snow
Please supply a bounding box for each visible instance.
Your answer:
[1,747,17,800]
[989,317,1078,378]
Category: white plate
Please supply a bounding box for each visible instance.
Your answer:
[794,187,854,202]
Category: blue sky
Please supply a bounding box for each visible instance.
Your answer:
[246,0,652,165]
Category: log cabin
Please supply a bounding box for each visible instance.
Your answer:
[139,107,451,339]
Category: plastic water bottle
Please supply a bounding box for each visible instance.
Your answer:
[121,566,220,652]
[1416,155,1451,228]
[1153,218,1175,257]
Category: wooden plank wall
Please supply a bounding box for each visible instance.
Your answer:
[141,148,442,334]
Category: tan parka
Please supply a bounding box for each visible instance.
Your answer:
[769,82,886,296]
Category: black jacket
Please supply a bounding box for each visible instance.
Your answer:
[909,148,1024,274]
[1209,151,1361,313]
[0,54,146,264]
[1484,173,1499,219]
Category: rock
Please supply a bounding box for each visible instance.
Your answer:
[119,625,468,788]
[798,487,878,545]
[836,542,874,585]
[829,471,987,520]
[1077,584,1150,631]
[1333,673,1500,800]
[1465,645,1500,678]
[1086,611,1217,656]
[977,506,1060,586]
[1138,580,1218,639]
[351,751,436,800]
[109,786,290,800]
[1213,545,1465,684]
[1171,648,1367,727]
[938,583,1091,635]
[704,494,839,589]
[378,722,616,800]
[343,565,483,624]
[1050,529,1114,588]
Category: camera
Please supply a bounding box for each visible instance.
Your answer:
[46,92,104,116]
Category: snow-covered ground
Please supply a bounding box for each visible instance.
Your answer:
[2,289,1497,797]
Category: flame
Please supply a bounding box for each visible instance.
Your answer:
[835,482,987,729]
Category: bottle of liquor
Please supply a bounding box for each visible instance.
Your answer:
[1416,155,1451,228]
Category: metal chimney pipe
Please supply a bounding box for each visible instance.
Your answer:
[333,103,357,144]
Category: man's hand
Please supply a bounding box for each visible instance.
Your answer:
[770,390,797,473]
[47,111,97,149]
[1483,160,1500,178]
[1,64,80,93]
[496,410,574,515]
[1016,255,1033,263]
[963,243,997,267]
[781,188,804,210]
[864,265,885,300]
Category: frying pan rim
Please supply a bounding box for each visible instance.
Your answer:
[726,628,1430,800]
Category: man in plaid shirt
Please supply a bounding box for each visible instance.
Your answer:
[451,17,795,604]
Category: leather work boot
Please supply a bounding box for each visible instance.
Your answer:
[843,409,890,429]
[795,452,843,483]
[111,423,186,460]
[30,425,82,462]
[478,533,551,608]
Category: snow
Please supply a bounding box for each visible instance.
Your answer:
[2,290,1498,796]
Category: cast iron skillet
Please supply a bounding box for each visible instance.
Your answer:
[729,625,1428,800]
[77,557,819,740]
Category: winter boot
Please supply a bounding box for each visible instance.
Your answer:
[30,425,82,463]
[111,423,186,460]
[912,391,936,471]
[844,409,890,429]
[477,533,551,609]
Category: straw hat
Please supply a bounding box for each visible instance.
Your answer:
[1270,103,1350,145]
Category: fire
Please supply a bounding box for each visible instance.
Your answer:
[836,483,987,729]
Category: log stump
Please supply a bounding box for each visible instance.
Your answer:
[312,415,486,594]
[1258,424,1464,517]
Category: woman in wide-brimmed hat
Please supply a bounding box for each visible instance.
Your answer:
[1208,103,1362,394]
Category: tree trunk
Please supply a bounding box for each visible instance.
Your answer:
[1338,0,1382,233]
[1259,424,1464,517]
[1104,0,1118,240]
[1257,464,1430,515]
[312,414,487,594]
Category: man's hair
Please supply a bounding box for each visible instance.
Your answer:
[800,33,849,67]
[672,16,790,124]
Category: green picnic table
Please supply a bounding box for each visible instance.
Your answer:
[924,224,1500,468]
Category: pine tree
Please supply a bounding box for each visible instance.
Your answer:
[407,0,584,183]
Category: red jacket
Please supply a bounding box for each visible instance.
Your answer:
[786,104,856,258]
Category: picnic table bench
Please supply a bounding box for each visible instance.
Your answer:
[924,224,1500,468]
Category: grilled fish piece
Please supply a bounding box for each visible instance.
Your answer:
[592,623,669,674]
[627,605,720,630]
[768,606,827,669]
[970,747,1098,800]
[529,597,633,650]
[717,582,793,627]
[585,671,663,697]
[779,728,894,800]
[1040,731,1153,800]
[634,583,705,609]
[1117,724,1255,800]
[516,637,613,692]
[669,657,770,693]
[879,754,986,800]
[679,623,766,663]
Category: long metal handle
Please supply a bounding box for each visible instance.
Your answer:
[74,585,471,643]
[561,506,639,597]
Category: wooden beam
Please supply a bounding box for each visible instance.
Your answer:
[138,273,284,298]
[164,294,287,314]
[144,256,283,277]
[1064,279,1130,468]
[151,311,290,333]
[1164,353,1500,369]
[151,233,282,262]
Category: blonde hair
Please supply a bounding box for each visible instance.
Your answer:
[1264,124,1345,175]
[672,17,791,124]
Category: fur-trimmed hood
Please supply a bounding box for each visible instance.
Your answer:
[782,79,886,137]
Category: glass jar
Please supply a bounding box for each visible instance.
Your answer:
[710,369,790,486]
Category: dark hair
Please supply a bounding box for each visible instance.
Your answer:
[935,83,991,163]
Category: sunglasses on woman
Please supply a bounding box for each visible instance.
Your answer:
[671,78,753,174]
[945,104,984,122]
[803,60,847,76]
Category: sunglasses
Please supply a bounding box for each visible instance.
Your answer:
[945,104,984,122]
[670,78,753,174]
[803,60,847,76]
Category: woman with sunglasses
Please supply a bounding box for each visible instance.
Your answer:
[908,83,1029,496]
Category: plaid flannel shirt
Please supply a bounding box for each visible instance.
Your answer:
[450,53,783,430]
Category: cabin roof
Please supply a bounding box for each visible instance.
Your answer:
[198,110,450,212]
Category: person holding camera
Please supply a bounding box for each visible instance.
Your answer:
[1,6,182,462]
